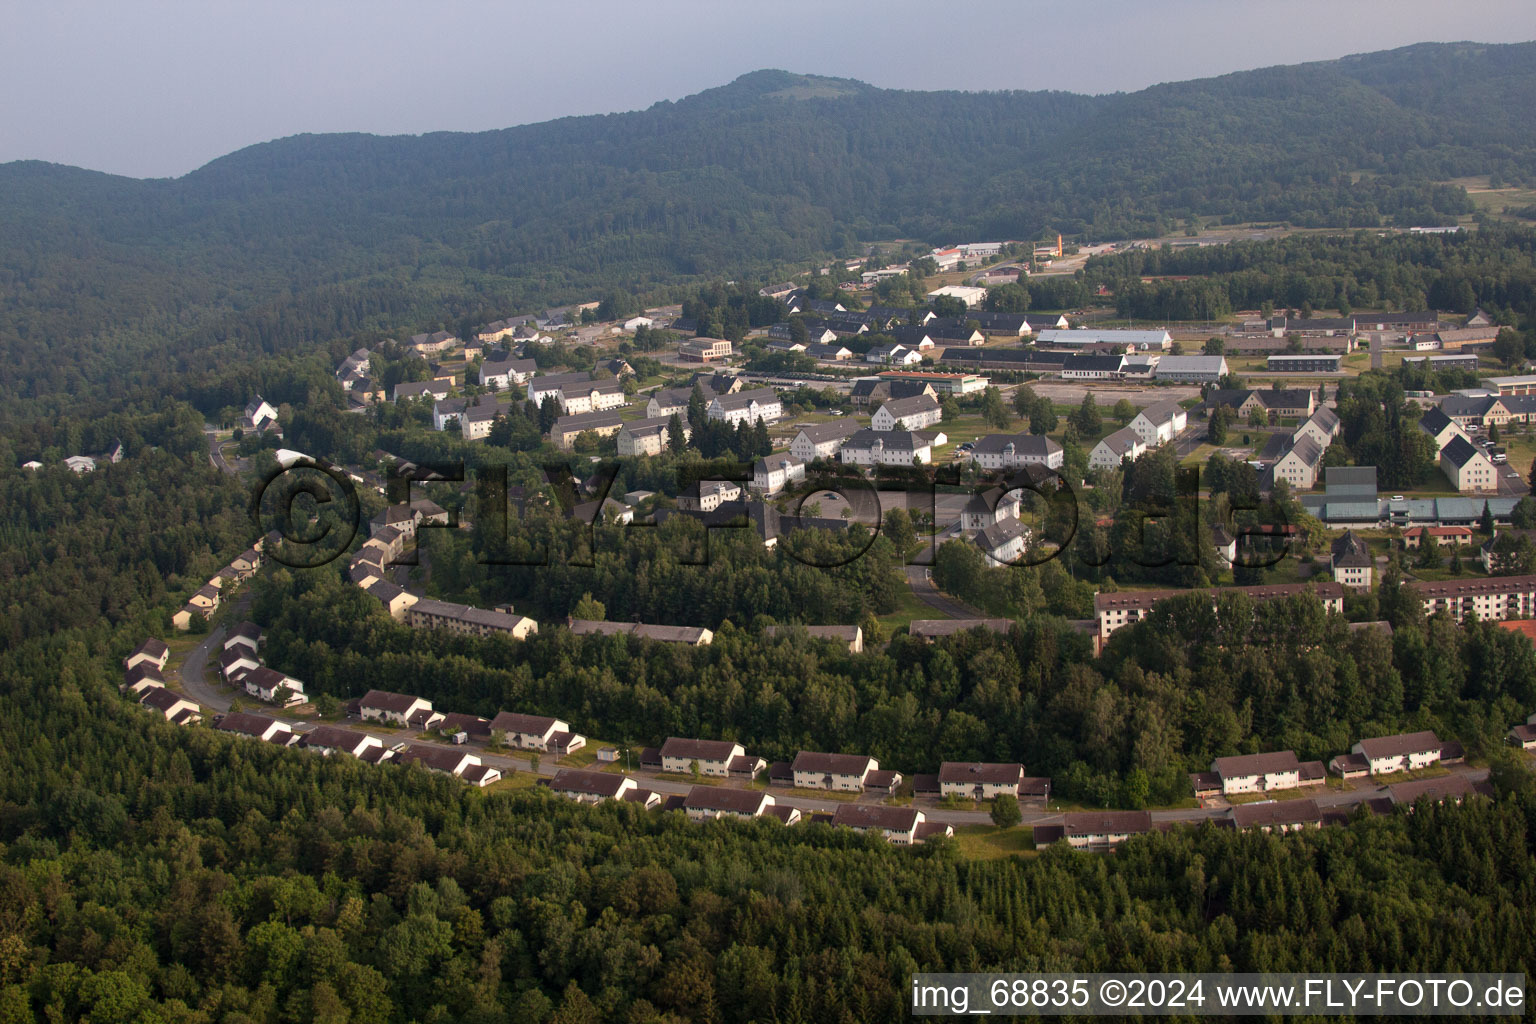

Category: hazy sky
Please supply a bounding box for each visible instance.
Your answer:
[4,0,1533,178]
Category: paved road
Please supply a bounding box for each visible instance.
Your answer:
[905,564,982,618]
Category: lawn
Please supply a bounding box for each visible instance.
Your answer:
[877,586,943,632]
[484,772,542,794]
[1227,786,1330,804]
[951,824,1036,861]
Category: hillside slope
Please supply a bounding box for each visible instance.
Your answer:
[2,45,1535,418]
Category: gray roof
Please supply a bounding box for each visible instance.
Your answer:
[877,394,941,419]
[1153,355,1227,375]
[1136,398,1186,426]
[795,420,862,444]
[1094,426,1142,457]
[712,388,779,411]
[971,433,1062,457]
[1331,530,1373,567]
[1324,466,1378,498]
[976,517,1029,554]
[843,428,926,452]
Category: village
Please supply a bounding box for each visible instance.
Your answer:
[124,236,1536,854]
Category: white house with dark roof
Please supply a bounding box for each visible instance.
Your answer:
[216,713,293,744]
[479,357,537,389]
[960,486,1024,532]
[791,751,877,791]
[125,638,169,673]
[830,804,926,845]
[1293,406,1341,449]
[242,666,308,707]
[1127,400,1187,447]
[872,394,943,432]
[839,429,932,466]
[751,455,806,495]
[550,768,638,803]
[489,711,578,752]
[1417,405,1469,451]
[553,380,626,417]
[140,687,202,725]
[243,397,278,432]
[975,517,1030,566]
[660,737,747,777]
[790,421,862,462]
[1088,426,1147,471]
[360,690,442,729]
[1352,731,1442,775]
[707,388,782,427]
[1269,435,1325,490]
[1440,436,1498,493]
[1330,530,1374,590]
[1211,750,1301,795]
[939,762,1024,799]
[969,433,1064,471]
[683,786,776,822]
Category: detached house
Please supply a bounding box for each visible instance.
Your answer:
[939,762,1024,799]
[1088,427,1148,471]
[1210,750,1301,795]
[361,690,443,730]
[683,786,776,822]
[1417,406,1469,451]
[1440,436,1498,493]
[303,726,388,760]
[872,394,943,432]
[618,417,688,457]
[489,711,583,754]
[1269,436,1325,490]
[751,455,806,495]
[1293,406,1341,450]
[216,713,294,745]
[140,687,202,726]
[243,397,279,432]
[975,517,1030,565]
[550,768,638,804]
[790,421,862,462]
[660,738,747,778]
[1128,400,1187,446]
[707,388,782,427]
[1330,530,1374,590]
[960,486,1024,532]
[125,638,169,673]
[831,804,930,845]
[969,433,1064,471]
[242,666,308,707]
[1352,731,1442,776]
[839,429,932,466]
[791,751,878,791]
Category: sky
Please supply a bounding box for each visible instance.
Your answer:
[4,0,1534,179]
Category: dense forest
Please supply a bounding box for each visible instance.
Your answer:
[7,44,1536,422]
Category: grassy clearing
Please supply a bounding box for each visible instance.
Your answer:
[951,824,1036,860]
[484,772,542,793]
[1227,785,1331,804]
[782,786,861,802]
[878,586,944,632]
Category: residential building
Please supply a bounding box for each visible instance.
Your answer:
[218,647,258,683]
[566,619,714,646]
[1440,436,1498,493]
[871,394,943,431]
[479,357,537,389]
[805,342,854,361]
[365,580,418,621]
[550,768,637,803]
[961,486,1024,532]
[1036,811,1154,850]
[1229,799,1322,833]
[790,751,877,791]
[1403,525,1474,549]
[243,396,279,431]
[1407,574,1536,621]
[1269,436,1325,490]
[393,380,452,404]
[489,711,580,753]
[660,738,747,777]
[215,713,293,745]
[398,745,486,780]
[683,786,777,822]
[1481,529,1536,573]
[124,663,167,695]
[938,762,1024,799]
[790,421,862,462]
[1293,406,1342,449]
[242,666,308,707]
[1405,354,1481,372]
[360,690,442,730]
[676,479,743,512]
[1351,731,1443,775]
[751,455,806,495]
[830,804,927,845]
[1267,354,1343,373]
[1417,406,1470,451]
[708,388,782,427]
[407,599,538,639]
[1088,427,1148,471]
[125,638,169,673]
[618,416,688,456]
[969,433,1064,471]
[1388,775,1483,808]
[866,343,922,365]
[409,330,457,353]
[1211,750,1301,795]
[763,624,864,653]
[1093,581,1347,641]
[839,429,932,466]
[301,726,387,759]
[551,380,626,416]
[848,378,935,409]
[1330,530,1374,590]
[1128,399,1188,446]
[549,411,625,449]
[140,687,202,726]
[645,387,699,420]
[975,517,1030,566]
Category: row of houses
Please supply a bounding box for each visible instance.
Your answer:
[216,622,309,707]
[1037,774,1492,850]
[1190,731,1465,800]
[122,639,202,726]
[172,542,264,631]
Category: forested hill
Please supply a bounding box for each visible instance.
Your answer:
[4,43,1536,419]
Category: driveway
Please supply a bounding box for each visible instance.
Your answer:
[905,564,982,618]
